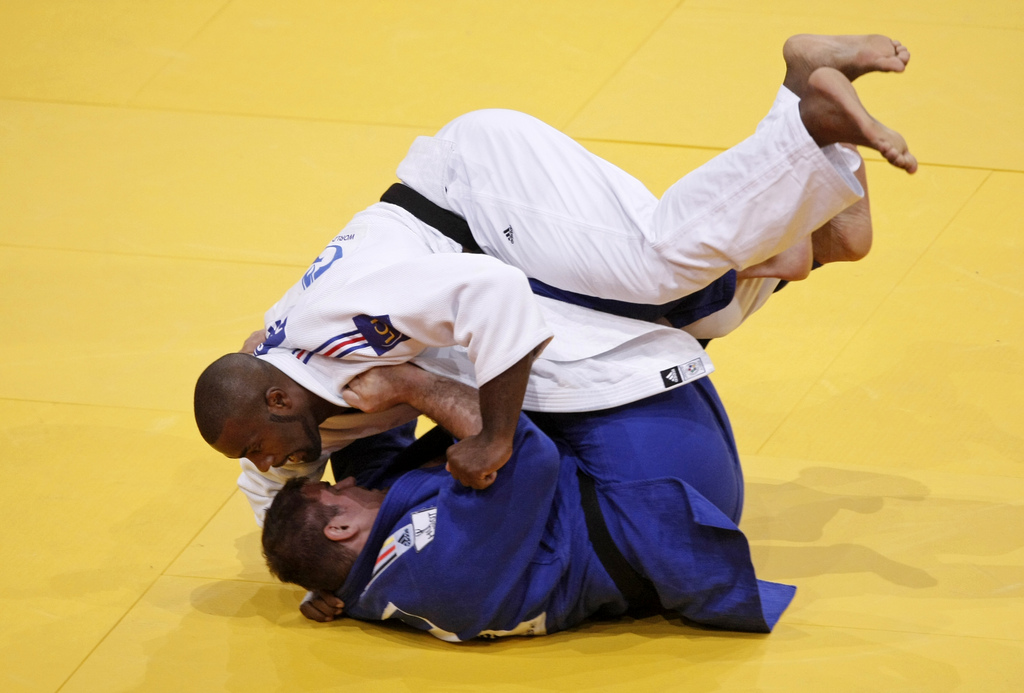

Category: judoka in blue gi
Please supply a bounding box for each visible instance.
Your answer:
[261,363,794,640]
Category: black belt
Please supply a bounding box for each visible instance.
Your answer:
[382,183,738,328]
[381,183,483,254]
[577,469,661,615]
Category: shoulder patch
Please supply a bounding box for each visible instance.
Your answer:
[411,507,437,551]
[353,314,410,355]
[367,524,414,587]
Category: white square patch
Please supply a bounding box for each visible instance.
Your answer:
[411,507,437,552]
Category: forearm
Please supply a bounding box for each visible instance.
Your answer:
[381,353,532,444]
[442,343,544,489]
[401,370,482,441]
[344,363,482,439]
[475,348,538,453]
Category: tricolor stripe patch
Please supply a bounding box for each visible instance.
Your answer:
[366,524,414,588]
[294,329,373,363]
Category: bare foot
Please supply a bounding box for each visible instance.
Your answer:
[800,67,917,173]
[738,235,813,281]
[783,34,909,98]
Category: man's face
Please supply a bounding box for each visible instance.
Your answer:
[213,410,322,473]
[305,477,384,555]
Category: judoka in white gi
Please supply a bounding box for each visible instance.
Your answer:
[194,34,915,526]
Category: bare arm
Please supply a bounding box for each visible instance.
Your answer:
[345,346,542,490]
[344,363,482,440]
[443,348,539,489]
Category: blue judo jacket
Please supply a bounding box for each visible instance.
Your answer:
[338,416,794,641]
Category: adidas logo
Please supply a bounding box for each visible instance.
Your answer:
[660,366,681,388]
[503,226,514,244]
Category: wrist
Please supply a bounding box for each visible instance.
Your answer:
[474,426,514,455]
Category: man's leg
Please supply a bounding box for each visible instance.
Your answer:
[746,37,904,273]
[669,36,903,280]
[739,144,871,278]
[528,377,744,523]
[781,35,905,267]
[648,54,914,293]
[684,142,872,340]
[668,36,906,337]
[400,36,912,308]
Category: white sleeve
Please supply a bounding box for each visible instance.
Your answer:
[307,252,553,386]
[237,453,330,528]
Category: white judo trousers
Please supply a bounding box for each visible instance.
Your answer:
[397,86,863,307]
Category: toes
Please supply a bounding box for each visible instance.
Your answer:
[887,149,918,174]
[882,56,908,72]
[891,39,911,65]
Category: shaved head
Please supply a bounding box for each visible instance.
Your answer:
[194,353,277,445]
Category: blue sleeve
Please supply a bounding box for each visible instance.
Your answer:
[330,420,418,488]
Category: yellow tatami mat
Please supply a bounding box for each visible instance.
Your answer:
[1,2,1021,691]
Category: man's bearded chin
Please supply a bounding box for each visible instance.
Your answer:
[301,417,323,461]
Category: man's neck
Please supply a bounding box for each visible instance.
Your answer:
[309,390,356,424]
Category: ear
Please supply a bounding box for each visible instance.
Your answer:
[264,386,292,412]
[323,517,358,543]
